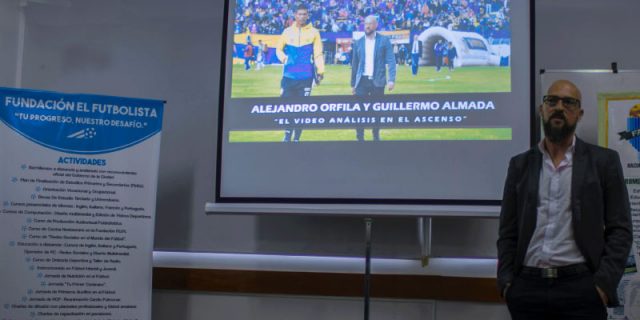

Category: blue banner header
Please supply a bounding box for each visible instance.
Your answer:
[0,87,164,154]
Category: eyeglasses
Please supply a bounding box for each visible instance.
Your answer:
[543,95,581,110]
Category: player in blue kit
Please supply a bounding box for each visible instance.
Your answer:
[276,4,325,142]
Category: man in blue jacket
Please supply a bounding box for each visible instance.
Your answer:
[434,40,443,72]
[410,35,422,76]
[276,4,325,142]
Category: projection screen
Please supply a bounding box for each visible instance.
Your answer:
[216,0,534,205]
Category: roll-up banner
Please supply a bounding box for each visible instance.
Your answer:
[541,70,640,319]
[0,87,163,320]
[601,92,640,319]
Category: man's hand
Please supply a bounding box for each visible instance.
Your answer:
[596,286,608,306]
[351,87,356,95]
[502,283,511,299]
[387,82,395,92]
[316,73,324,84]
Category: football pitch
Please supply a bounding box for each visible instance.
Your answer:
[229,127,512,142]
[228,63,511,142]
[230,63,511,97]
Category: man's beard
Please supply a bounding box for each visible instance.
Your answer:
[542,112,576,143]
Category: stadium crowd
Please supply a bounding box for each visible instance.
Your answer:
[235,0,510,40]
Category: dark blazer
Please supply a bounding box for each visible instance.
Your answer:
[350,33,397,89]
[497,138,632,307]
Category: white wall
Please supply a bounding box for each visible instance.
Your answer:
[153,292,437,320]
[535,0,640,71]
[16,0,501,261]
[0,0,20,87]
[152,291,510,320]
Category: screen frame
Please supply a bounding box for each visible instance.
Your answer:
[215,0,536,206]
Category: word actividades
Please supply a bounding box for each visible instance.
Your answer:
[251,100,495,114]
[58,157,106,166]
[4,96,158,118]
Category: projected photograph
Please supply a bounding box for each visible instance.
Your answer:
[230,0,512,98]
[217,0,531,203]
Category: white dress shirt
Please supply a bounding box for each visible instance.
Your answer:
[364,35,375,77]
[524,136,586,267]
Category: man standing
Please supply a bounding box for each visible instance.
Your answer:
[441,41,449,69]
[262,42,270,66]
[276,4,325,142]
[350,15,396,141]
[410,35,422,76]
[256,40,265,71]
[446,41,457,71]
[398,44,407,65]
[243,40,254,71]
[497,80,632,320]
[434,40,443,72]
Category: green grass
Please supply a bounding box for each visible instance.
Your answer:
[229,128,512,142]
[231,64,511,98]
[229,63,512,142]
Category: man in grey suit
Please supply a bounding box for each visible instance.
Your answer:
[350,15,396,141]
[497,80,632,320]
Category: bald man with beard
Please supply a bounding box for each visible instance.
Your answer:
[497,80,632,320]
[350,15,396,141]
